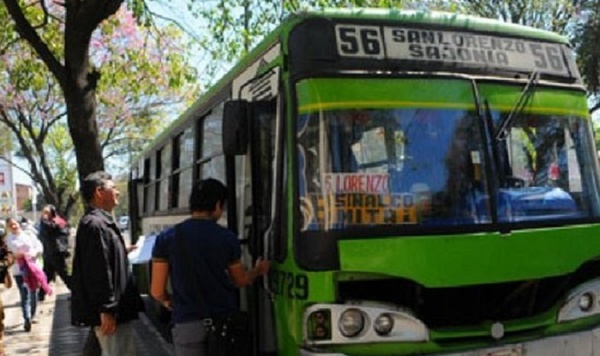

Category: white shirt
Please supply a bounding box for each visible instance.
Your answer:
[6,230,43,276]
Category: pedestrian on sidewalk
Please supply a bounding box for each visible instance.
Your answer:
[0,231,14,356]
[71,171,144,356]
[38,204,72,302]
[5,217,45,332]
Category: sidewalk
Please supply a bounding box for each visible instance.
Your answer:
[1,279,174,355]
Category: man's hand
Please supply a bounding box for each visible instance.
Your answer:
[100,312,117,335]
[254,257,271,276]
[162,299,173,310]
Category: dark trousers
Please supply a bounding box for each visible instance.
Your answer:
[82,327,101,356]
[39,253,71,301]
[0,294,4,354]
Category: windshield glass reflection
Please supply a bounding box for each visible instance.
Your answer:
[297,108,600,233]
[297,108,490,231]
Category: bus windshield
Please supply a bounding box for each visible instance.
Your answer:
[296,78,600,234]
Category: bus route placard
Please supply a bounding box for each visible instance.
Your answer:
[335,24,572,77]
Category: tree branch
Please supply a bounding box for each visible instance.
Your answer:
[0,109,46,185]
[0,36,21,56]
[143,6,203,44]
[14,108,57,192]
[0,154,35,183]
[2,0,66,86]
[34,0,51,29]
[65,0,122,33]
[590,100,600,115]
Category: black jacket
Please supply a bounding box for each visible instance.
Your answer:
[39,218,68,257]
[71,209,143,326]
[0,242,13,284]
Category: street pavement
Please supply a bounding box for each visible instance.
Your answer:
[1,278,174,355]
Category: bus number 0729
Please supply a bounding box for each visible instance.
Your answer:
[271,271,309,300]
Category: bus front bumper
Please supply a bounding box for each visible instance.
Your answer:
[300,324,600,355]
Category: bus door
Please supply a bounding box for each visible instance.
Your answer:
[227,60,282,354]
[224,97,280,355]
[246,97,282,355]
[129,162,150,294]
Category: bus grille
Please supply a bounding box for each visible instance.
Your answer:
[336,260,600,328]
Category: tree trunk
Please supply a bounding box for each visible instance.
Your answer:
[3,0,123,214]
[63,0,123,185]
[64,19,104,186]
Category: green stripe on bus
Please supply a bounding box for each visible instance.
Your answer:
[297,78,476,113]
[296,78,590,118]
[479,83,589,117]
[300,101,474,112]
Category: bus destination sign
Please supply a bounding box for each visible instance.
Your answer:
[335,24,572,77]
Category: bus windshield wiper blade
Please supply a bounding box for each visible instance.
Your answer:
[494,72,540,141]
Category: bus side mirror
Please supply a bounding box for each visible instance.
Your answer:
[223,100,249,155]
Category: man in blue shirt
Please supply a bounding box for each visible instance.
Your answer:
[151,178,270,356]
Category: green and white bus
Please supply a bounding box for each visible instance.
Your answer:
[129,8,600,356]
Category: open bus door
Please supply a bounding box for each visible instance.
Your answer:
[224,98,280,355]
[128,173,151,297]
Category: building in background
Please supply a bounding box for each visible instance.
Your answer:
[15,183,32,211]
[0,153,16,218]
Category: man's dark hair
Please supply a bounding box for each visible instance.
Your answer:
[189,178,227,213]
[81,171,112,204]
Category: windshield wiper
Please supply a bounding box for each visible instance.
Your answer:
[494,72,540,141]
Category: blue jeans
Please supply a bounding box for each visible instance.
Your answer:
[172,320,208,356]
[94,322,136,356]
[14,275,37,322]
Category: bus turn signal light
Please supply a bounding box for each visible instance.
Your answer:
[308,310,332,340]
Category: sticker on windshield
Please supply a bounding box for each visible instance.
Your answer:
[323,173,389,194]
[302,193,418,230]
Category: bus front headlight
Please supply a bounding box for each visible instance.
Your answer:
[304,304,429,345]
[579,292,594,312]
[558,278,600,322]
[374,313,394,335]
[339,308,365,337]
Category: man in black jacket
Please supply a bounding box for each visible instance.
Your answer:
[71,171,143,356]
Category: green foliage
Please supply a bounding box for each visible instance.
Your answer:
[91,8,199,172]
[127,0,153,27]
[21,198,32,212]
[0,4,18,54]
[436,0,579,33]
[113,179,130,217]
[192,0,411,82]
[573,1,600,102]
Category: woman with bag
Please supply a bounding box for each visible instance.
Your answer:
[150,178,270,356]
[5,217,48,332]
[0,230,14,356]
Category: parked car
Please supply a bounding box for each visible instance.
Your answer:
[118,216,129,231]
